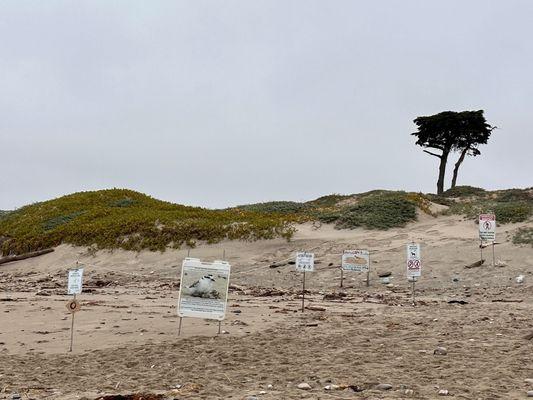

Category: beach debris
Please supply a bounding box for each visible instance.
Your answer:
[434,346,448,355]
[375,383,393,390]
[323,292,347,300]
[0,248,54,266]
[515,275,525,284]
[305,306,326,312]
[525,379,533,384]
[448,300,468,305]
[404,389,414,395]
[378,271,392,278]
[11,394,21,400]
[438,389,449,396]
[527,392,533,398]
[267,384,273,389]
[465,260,484,269]
[494,260,507,267]
[245,396,258,400]
[324,384,340,390]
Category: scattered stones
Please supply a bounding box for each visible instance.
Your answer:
[297,382,312,390]
[375,383,393,391]
[434,347,448,355]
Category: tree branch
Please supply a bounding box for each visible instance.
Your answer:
[423,149,442,158]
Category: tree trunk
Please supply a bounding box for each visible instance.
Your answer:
[451,148,468,189]
[436,151,449,195]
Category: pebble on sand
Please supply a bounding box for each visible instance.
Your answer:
[438,389,449,396]
[434,346,448,355]
[297,383,312,390]
[375,383,393,390]
[527,391,533,398]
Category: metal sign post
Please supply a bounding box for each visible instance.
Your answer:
[406,243,421,306]
[178,316,183,336]
[302,271,306,312]
[366,253,370,287]
[295,252,314,313]
[67,263,83,352]
[340,267,344,288]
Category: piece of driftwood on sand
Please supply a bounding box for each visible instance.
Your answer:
[0,248,55,266]
[465,259,485,269]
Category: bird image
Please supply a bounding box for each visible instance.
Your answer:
[187,274,217,298]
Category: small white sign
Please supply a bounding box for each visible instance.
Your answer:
[479,214,496,242]
[406,243,421,278]
[296,252,314,272]
[68,268,84,295]
[178,258,231,321]
[342,250,369,272]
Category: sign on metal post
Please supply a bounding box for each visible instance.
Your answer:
[479,214,496,242]
[177,258,231,334]
[296,252,314,272]
[341,250,370,287]
[296,252,314,312]
[406,243,421,305]
[68,268,84,295]
[67,266,83,352]
[406,243,421,278]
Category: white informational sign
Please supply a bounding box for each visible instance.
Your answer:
[67,268,84,295]
[342,250,369,272]
[178,258,231,321]
[406,243,421,278]
[479,214,496,242]
[296,252,314,272]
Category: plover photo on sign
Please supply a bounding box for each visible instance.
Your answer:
[188,274,216,297]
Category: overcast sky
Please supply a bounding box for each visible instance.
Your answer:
[1,1,532,210]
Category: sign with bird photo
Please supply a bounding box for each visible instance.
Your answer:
[178,258,231,321]
[341,250,369,272]
[406,243,421,277]
[479,214,496,242]
[296,252,314,272]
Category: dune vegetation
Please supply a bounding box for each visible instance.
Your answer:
[0,187,531,255]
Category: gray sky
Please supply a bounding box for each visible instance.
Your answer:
[1,1,532,210]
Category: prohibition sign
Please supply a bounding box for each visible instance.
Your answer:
[66,299,81,313]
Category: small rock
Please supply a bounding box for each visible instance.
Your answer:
[434,346,447,355]
[527,390,533,397]
[324,384,340,390]
[516,275,525,284]
[297,382,312,390]
[525,379,533,384]
[375,383,393,390]
[245,396,258,400]
[267,384,273,389]
[259,391,267,395]
[495,260,507,267]
[438,389,449,396]
[404,389,414,395]
[11,394,21,400]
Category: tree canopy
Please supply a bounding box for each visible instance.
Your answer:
[412,110,495,194]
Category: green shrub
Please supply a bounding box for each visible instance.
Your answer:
[513,227,533,247]
[0,189,296,255]
[333,193,417,230]
[442,186,486,198]
[234,201,306,214]
[494,202,532,223]
[496,188,533,203]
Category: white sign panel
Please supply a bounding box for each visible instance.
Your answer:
[68,268,84,295]
[342,250,369,272]
[296,252,314,272]
[406,243,421,278]
[479,214,496,242]
[178,258,231,321]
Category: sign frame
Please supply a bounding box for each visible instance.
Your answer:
[177,258,231,321]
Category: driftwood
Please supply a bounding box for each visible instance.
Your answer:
[479,242,500,249]
[492,299,523,303]
[0,248,54,266]
[465,259,485,269]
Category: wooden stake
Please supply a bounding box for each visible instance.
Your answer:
[69,294,76,352]
[178,316,183,336]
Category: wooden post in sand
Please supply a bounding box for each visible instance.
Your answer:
[340,267,344,288]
